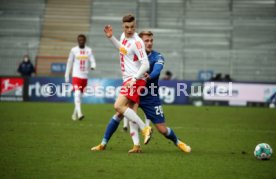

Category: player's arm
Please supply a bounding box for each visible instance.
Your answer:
[133,40,149,79]
[147,56,165,80]
[104,25,120,50]
[89,50,96,70]
[109,36,121,50]
[65,50,74,82]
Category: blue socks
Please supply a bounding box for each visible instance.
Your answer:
[165,127,178,145]
[101,115,120,145]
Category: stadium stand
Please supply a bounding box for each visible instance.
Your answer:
[0,0,45,76]
[137,0,276,81]
[231,0,276,81]
[184,0,276,82]
[36,0,91,76]
[0,0,275,82]
[137,0,185,79]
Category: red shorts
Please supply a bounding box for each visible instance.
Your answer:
[72,77,88,93]
[120,79,146,104]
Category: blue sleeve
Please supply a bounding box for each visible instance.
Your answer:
[149,56,165,79]
[149,63,163,79]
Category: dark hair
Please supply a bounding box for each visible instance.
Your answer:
[165,71,172,76]
[139,30,153,38]
[122,14,135,23]
[78,34,86,40]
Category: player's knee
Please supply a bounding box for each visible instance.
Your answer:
[113,103,119,111]
[114,103,123,113]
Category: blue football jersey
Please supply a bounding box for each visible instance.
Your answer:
[140,50,164,105]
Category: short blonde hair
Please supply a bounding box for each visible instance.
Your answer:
[139,30,153,38]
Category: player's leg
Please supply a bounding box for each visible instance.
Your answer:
[74,89,84,119]
[145,116,151,127]
[114,94,145,129]
[155,123,177,144]
[155,123,191,153]
[72,77,84,120]
[123,117,128,131]
[128,121,141,153]
[114,94,152,144]
[91,112,123,151]
[71,78,78,120]
[79,78,87,120]
[72,107,78,121]
[128,113,152,153]
[141,104,191,153]
[127,103,142,153]
[116,78,148,130]
[92,79,152,151]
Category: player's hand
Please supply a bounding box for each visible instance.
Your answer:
[126,78,136,89]
[104,25,113,38]
[144,72,151,81]
[65,76,69,83]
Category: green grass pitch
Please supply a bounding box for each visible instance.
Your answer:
[0,102,276,178]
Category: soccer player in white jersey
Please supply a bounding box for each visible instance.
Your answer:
[65,34,96,121]
[91,14,153,151]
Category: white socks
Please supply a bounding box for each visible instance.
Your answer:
[123,117,128,128]
[123,115,150,129]
[129,121,140,145]
[74,90,83,117]
[145,117,151,127]
[123,108,146,130]
[125,114,151,146]
[73,107,77,116]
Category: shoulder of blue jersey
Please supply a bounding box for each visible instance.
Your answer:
[152,51,165,65]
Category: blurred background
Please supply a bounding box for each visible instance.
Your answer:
[0,0,276,106]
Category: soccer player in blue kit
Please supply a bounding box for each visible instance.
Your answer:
[126,31,192,153]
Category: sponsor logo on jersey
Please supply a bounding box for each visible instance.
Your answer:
[76,55,88,60]
[119,47,128,55]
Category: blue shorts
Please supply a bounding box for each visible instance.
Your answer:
[139,104,165,124]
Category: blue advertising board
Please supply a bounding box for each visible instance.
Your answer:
[51,63,66,73]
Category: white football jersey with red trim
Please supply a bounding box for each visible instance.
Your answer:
[68,46,96,79]
[119,33,148,81]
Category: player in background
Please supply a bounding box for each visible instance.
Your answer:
[125,31,191,153]
[91,15,152,151]
[65,34,96,121]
